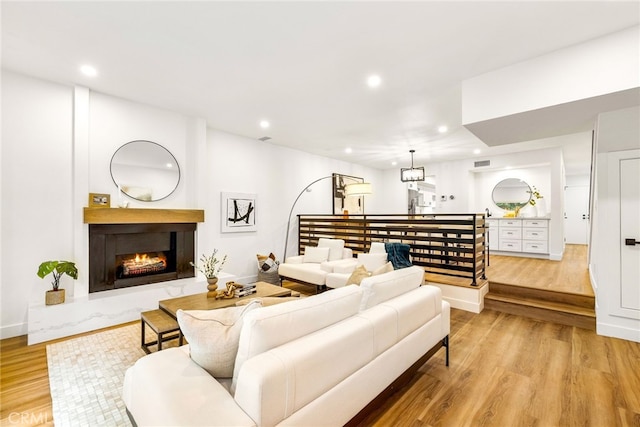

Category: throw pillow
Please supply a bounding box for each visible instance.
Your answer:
[372,261,394,276]
[317,238,345,261]
[303,246,330,263]
[357,252,388,272]
[256,252,279,273]
[177,301,261,378]
[346,264,371,285]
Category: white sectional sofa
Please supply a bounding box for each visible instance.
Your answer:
[122,266,450,426]
[278,238,356,291]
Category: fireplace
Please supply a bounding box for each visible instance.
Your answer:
[88,223,195,293]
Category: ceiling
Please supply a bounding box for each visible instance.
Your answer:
[2,1,639,174]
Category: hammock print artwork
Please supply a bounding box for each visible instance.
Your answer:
[221,192,257,232]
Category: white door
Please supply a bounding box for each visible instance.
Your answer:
[620,156,640,311]
[564,185,589,244]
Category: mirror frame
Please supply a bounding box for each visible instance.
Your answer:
[491,178,532,211]
[110,140,181,202]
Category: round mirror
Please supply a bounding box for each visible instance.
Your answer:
[492,178,532,211]
[110,140,180,202]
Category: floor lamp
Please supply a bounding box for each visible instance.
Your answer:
[283,177,372,260]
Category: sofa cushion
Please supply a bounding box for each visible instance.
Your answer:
[317,238,345,261]
[303,246,330,263]
[357,252,388,271]
[359,265,424,311]
[278,262,328,286]
[369,242,386,254]
[346,265,371,285]
[177,301,261,378]
[232,285,363,392]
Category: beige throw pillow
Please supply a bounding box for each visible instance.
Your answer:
[346,264,372,285]
[372,261,394,276]
[177,301,261,378]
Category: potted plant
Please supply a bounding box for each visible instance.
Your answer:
[190,250,227,296]
[37,260,78,305]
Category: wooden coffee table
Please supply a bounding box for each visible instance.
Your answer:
[159,281,292,318]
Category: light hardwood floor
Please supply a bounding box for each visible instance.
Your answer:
[1,260,636,426]
[487,244,592,296]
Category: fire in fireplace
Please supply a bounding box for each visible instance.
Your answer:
[117,252,168,279]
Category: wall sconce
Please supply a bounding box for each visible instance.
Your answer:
[400,150,425,182]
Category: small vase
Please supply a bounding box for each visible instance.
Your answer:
[206,277,218,298]
[46,289,65,305]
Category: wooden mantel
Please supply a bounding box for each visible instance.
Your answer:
[83,207,204,224]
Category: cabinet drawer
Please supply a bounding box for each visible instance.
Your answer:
[500,228,522,239]
[523,228,548,240]
[523,241,548,253]
[486,219,500,228]
[523,220,548,228]
[500,219,522,227]
[499,240,522,252]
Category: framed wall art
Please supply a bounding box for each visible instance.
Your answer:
[332,173,364,215]
[221,192,257,233]
[88,193,111,208]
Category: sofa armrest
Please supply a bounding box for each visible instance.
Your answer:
[284,255,305,264]
[122,348,255,426]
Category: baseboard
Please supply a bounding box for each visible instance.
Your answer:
[597,321,640,343]
[0,321,28,340]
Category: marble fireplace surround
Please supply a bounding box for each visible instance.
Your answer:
[26,208,237,345]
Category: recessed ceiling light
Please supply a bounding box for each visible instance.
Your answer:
[391,161,397,166]
[345,147,353,154]
[259,120,270,129]
[366,74,382,88]
[438,125,448,133]
[80,64,97,77]
[473,149,481,155]
[166,163,173,168]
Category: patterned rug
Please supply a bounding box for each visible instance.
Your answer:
[46,323,148,426]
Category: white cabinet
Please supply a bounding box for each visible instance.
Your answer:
[486,219,499,251]
[492,218,549,255]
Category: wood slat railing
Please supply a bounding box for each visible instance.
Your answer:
[297,213,486,286]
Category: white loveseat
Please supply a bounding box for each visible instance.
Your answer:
[278,238,356,291]
[122,266,450,426]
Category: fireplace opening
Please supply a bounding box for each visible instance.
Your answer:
[117,252,170,279]
[89,223,195,293]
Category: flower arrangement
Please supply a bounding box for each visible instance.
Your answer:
[190,250,227,279]
[528,186,543,206]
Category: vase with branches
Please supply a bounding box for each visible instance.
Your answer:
[190,250,227,296]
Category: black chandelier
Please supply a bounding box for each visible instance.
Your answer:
[400,150,425,182]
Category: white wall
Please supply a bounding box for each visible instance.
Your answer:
[0,70,387,338]
[462,26,640,124]
[590,106,640,342]
[1,71,74,338]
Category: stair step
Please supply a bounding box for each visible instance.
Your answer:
[485,293,596,330]
[489,281,595,309]
[485,294,595,317]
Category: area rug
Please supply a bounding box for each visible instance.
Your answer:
[46,323,145,426]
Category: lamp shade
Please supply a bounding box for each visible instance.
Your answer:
[345,182,373,196]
